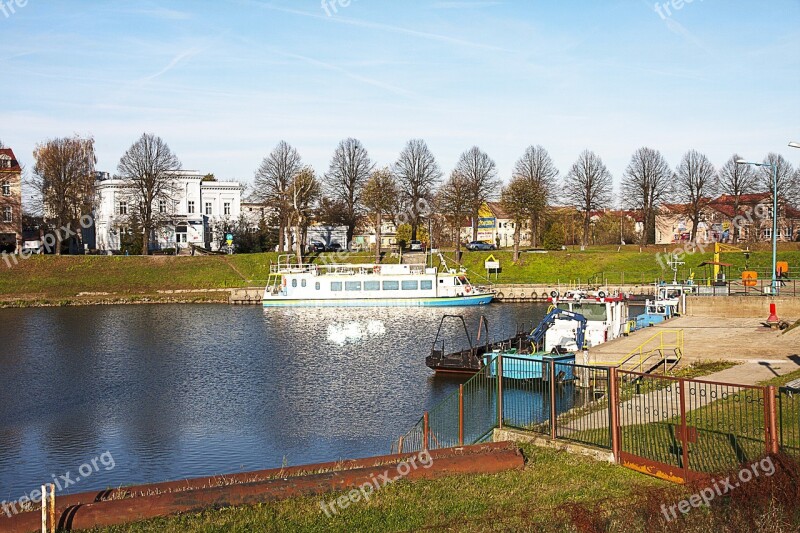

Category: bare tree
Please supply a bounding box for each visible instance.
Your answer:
[675,150,717,242]
[288,167,320,264]
[435,171,472,253]
[500,175,535,261]
[718,154,757,243]
[393,139,442,240]
[563,150,613,246]
[253,141,303,253]
[454,146,499,241]
[362,167,399,262]
[761,153,797,206]
[117,133,182,255]
[512,145,558,247]
[32,135,96,254]
[324,138,374,246]
[621,147,673,245]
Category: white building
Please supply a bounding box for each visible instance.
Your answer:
[94,170,244,252]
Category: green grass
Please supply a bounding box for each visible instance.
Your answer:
[1,245,798,303]
[91,444,670,533]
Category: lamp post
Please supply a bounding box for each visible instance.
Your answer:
[789,142,800,149]
[735,159,779,295]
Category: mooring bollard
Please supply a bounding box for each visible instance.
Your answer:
[41,483,55,533]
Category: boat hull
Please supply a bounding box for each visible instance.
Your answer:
[262,293,494,307]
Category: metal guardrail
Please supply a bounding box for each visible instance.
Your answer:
[589,329,683,373]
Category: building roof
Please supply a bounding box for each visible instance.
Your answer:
[0,148,22,172]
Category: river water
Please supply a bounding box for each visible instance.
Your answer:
[0,303,549,500]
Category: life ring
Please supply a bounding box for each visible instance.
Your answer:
[550,290,559,299]
[465,286,472,293]
[540,292,547,300]
[496,291,505,299]
[598,290,607,299]
[531,292,538,300]
[373,266,381,274]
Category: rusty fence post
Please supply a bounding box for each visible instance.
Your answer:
[549,358,557,439]
[459,384,464,446]
[765,386,779,454]
[678,378,689,482]
[497,355,504,430]
[423,412,430,451]
[609,367,620,462]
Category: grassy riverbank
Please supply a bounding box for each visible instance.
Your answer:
[91,441,800,532]
[1,244,799,305]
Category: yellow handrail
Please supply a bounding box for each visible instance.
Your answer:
[590,329,684,372]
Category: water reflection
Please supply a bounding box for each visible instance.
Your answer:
[0,303,547,499]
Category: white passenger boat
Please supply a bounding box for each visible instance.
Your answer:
[262,256,495,307]
[544,289,629,352]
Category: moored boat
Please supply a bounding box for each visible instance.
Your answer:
[262,255,495,307]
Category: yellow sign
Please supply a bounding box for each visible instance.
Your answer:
[484,254,500,270]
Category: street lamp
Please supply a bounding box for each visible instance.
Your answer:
[735,159,779,295]
[789,142,800,149]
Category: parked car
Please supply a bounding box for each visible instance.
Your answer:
[309,241,325,253]
[325,242,343,252]
[466,241,496,251]
[408,240,423,252]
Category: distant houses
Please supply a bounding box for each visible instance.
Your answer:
[0,148,22,253]
[656,193,800,245]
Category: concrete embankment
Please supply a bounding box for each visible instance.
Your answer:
[686,295,800,319]
[489,283,656,302]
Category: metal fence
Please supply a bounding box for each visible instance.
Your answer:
[393,357,799,484]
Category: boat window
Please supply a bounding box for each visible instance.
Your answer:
[364,280,380,291]
[315,282,320,290]
[301,279,307,288]
[382,280,399,291]
[292,279,297,288]
[402,280,418,291]
[345,281,361,291]
[331,282,342,292]
[420,280,433,290]
[567,303,608,321]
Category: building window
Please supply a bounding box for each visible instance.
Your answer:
[401,280,419,291]
[364,280,380,291]
[224,202,231,216]
[331,282,342,292]
[188,201,195,214]
[159,200,167,213]
[345,281,362,291]
[0,158,10,169]
[420,280,433,290]
[1,182,9,196]
[3,207,11,223]
[205,202,212,215]
[117,201,127,215]
[382,280,399,291]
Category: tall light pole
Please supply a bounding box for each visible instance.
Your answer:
[736,159,779,295]
[789,142,800,149]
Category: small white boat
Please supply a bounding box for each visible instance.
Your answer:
[262,255,495,307]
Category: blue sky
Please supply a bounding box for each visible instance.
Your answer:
[2,0,799,197]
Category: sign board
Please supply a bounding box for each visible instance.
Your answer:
[478,217,496,229]
[484,254,500,270]
[226,233,233,246]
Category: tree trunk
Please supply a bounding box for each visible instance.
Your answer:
[142,225,149,255]
[295,219,303,264]
[375,213,382,263]
[732,198,740,243]
[513,223,521,261]
[582,214,590,247]
[690,209,699,242]
[278,216,285,252]
[472,217,478,242]
[411,221,418,241]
